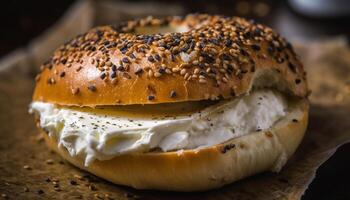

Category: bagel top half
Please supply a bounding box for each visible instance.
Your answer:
[33,14,308,106]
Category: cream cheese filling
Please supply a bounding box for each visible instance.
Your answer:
[29,90,288,166]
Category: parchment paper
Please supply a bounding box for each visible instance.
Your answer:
[0,0,349,199]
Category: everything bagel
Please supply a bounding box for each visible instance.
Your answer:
[30,14,309,191]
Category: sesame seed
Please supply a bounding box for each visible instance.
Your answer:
[165,68,172,74]
[47,78,55,85]
[71,87,80,95]
[184,73,189,79]
[170,90,177,98]
[172,67,180,73]
[199,78,207,83]
[180,69,186,75]
[46,159,54,165]
[148,70,154,77]
[154,72,162,77]
[23,165,31,170]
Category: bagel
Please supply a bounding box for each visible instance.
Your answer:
[29,14,309,191]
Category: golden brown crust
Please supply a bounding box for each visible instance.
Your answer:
[41,100,308,191]
[33,14,307,106]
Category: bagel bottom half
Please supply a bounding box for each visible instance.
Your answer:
[40,99,308,192]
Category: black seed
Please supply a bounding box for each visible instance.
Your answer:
[148,56,155,62]
[87,85,96,92]
[240,49,249,56]
[295,79,301,84]
[59,72,65,77]
[170,90,176,98]
[268,46,275,54]
[37,189,44,195]
[288,62,296,73]
[221,143,235,153]
[224,39,232,47]
[96,30,103,38]
[119,45,128,54]
[171,54,176,62]
[100,73,106,80]
[147,37,153,45]
[70,180,78,185]
[134,68,143,75]
[117,66,125,71]
[222,53,232,61]
[292,119,299,123]
[278,178,289,184]
[251,44,261,51]
[103,41,110,46]
[158,68,166,74]
[61,58,67,65]
[122,57,130,63]
[154,54,161,61]
[253,28,262,36]
[110,72,117,79]
[250,64,256,72]
[111,64,117,71]
[209,38,219,45]
[148,95,155,101]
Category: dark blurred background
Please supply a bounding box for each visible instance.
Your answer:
[0,0,349,199]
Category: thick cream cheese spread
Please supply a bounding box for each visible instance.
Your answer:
[29,90,288,166]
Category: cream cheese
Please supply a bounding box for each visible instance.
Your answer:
[29,90,288,166]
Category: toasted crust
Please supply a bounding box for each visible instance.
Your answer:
[33,14,307,106]
[41,99,308,191]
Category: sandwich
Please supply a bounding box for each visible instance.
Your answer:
[29,14,309,191]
